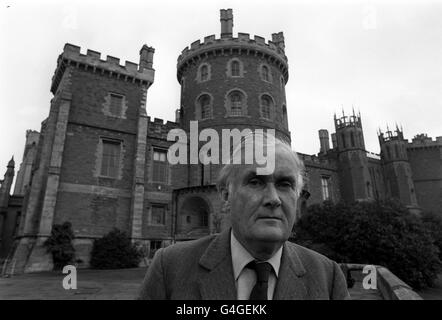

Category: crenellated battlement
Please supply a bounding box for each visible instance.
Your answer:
[378,125,405,143]
[334,109,362,130]
[147,116,178,137]
[25,130,40,146]
[366,151,381,160]
[51,43,155,94]
[177,32,288,82]
[407,133,442,149]
[297,152,336,169]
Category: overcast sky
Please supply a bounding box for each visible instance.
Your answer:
[1,0,441,175]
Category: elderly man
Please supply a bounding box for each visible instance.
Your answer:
[138,134,349,300]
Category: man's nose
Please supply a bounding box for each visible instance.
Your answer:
[263,183,281,208]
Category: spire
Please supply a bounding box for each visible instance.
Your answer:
[7,156,14,168]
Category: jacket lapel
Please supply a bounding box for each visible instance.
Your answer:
[198,229,237,300]
[273,242,308,300]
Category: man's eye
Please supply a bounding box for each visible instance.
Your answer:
[248,178,264,186]
[277,181,294,188]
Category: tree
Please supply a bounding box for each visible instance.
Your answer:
[293,200,441,289]
[90,228,142,269]
[44,222,76,270]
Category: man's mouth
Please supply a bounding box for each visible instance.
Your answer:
[257,216,282,221]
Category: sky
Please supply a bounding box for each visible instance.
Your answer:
[1,0,441,175]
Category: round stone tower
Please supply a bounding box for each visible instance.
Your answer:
[175,8,290,187]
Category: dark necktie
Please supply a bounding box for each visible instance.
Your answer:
[246,261,272,300]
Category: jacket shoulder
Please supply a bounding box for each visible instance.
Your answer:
[286,241,336,268]
[159,234,218,268]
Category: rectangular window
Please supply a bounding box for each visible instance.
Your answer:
[152,149,168,183]
[109,93,123,116]
[201,66,209,81]
[149,240,162,258]
[231,61,240,76]
[321,176,330,201]
[100,139,121,178]
[201,212,208,227]
[151,205,166,225]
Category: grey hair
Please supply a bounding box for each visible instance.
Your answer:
[217,132,305,196]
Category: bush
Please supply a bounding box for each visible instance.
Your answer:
[44,222,75,270]
[293,200,441,289]
[421,212,442,261]
[90,228,142,269]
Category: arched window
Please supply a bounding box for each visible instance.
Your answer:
[260,65,272,82]
[231,61,240,77]
[283,104,287,127]
[230,92,243,116]
[260,95,273,119]
[394,144,399,158]
[341,133,346,149]
[197,94,212,120]
[350,132,355,147]
[227,59,244,78]
[262,65,270,81]
[197,63,211,82]
[200,65,209,81]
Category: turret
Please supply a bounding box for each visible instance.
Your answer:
[378,124,407,162]
[333,110,373,202]
[139,44,155,70]
[378,125,418,207]
[334,109,366,151]
[175,8,290,188]
[318,129,330,154]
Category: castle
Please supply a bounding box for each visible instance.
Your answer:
[0,9,441,272]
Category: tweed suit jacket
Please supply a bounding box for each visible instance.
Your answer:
[137,229,350,300]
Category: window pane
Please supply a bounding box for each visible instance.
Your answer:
[262,66,269,81]
[153,150,168,183]
[230,92,243,116]
[101,140,121,178]
[199,95,211,119]
[201,65,208,81]
[231,61,240,76]
[321,177,330,200]
[200,211,208,227]
[110,94,123,116]
[152,206,165,225]
[261,96,271,119]
[149,240,162,258]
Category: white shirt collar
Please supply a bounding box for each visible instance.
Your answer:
[230,230,282,281]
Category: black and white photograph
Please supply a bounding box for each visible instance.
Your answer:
[0,0,441,305]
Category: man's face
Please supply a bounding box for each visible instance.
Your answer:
[228,145,300,248]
